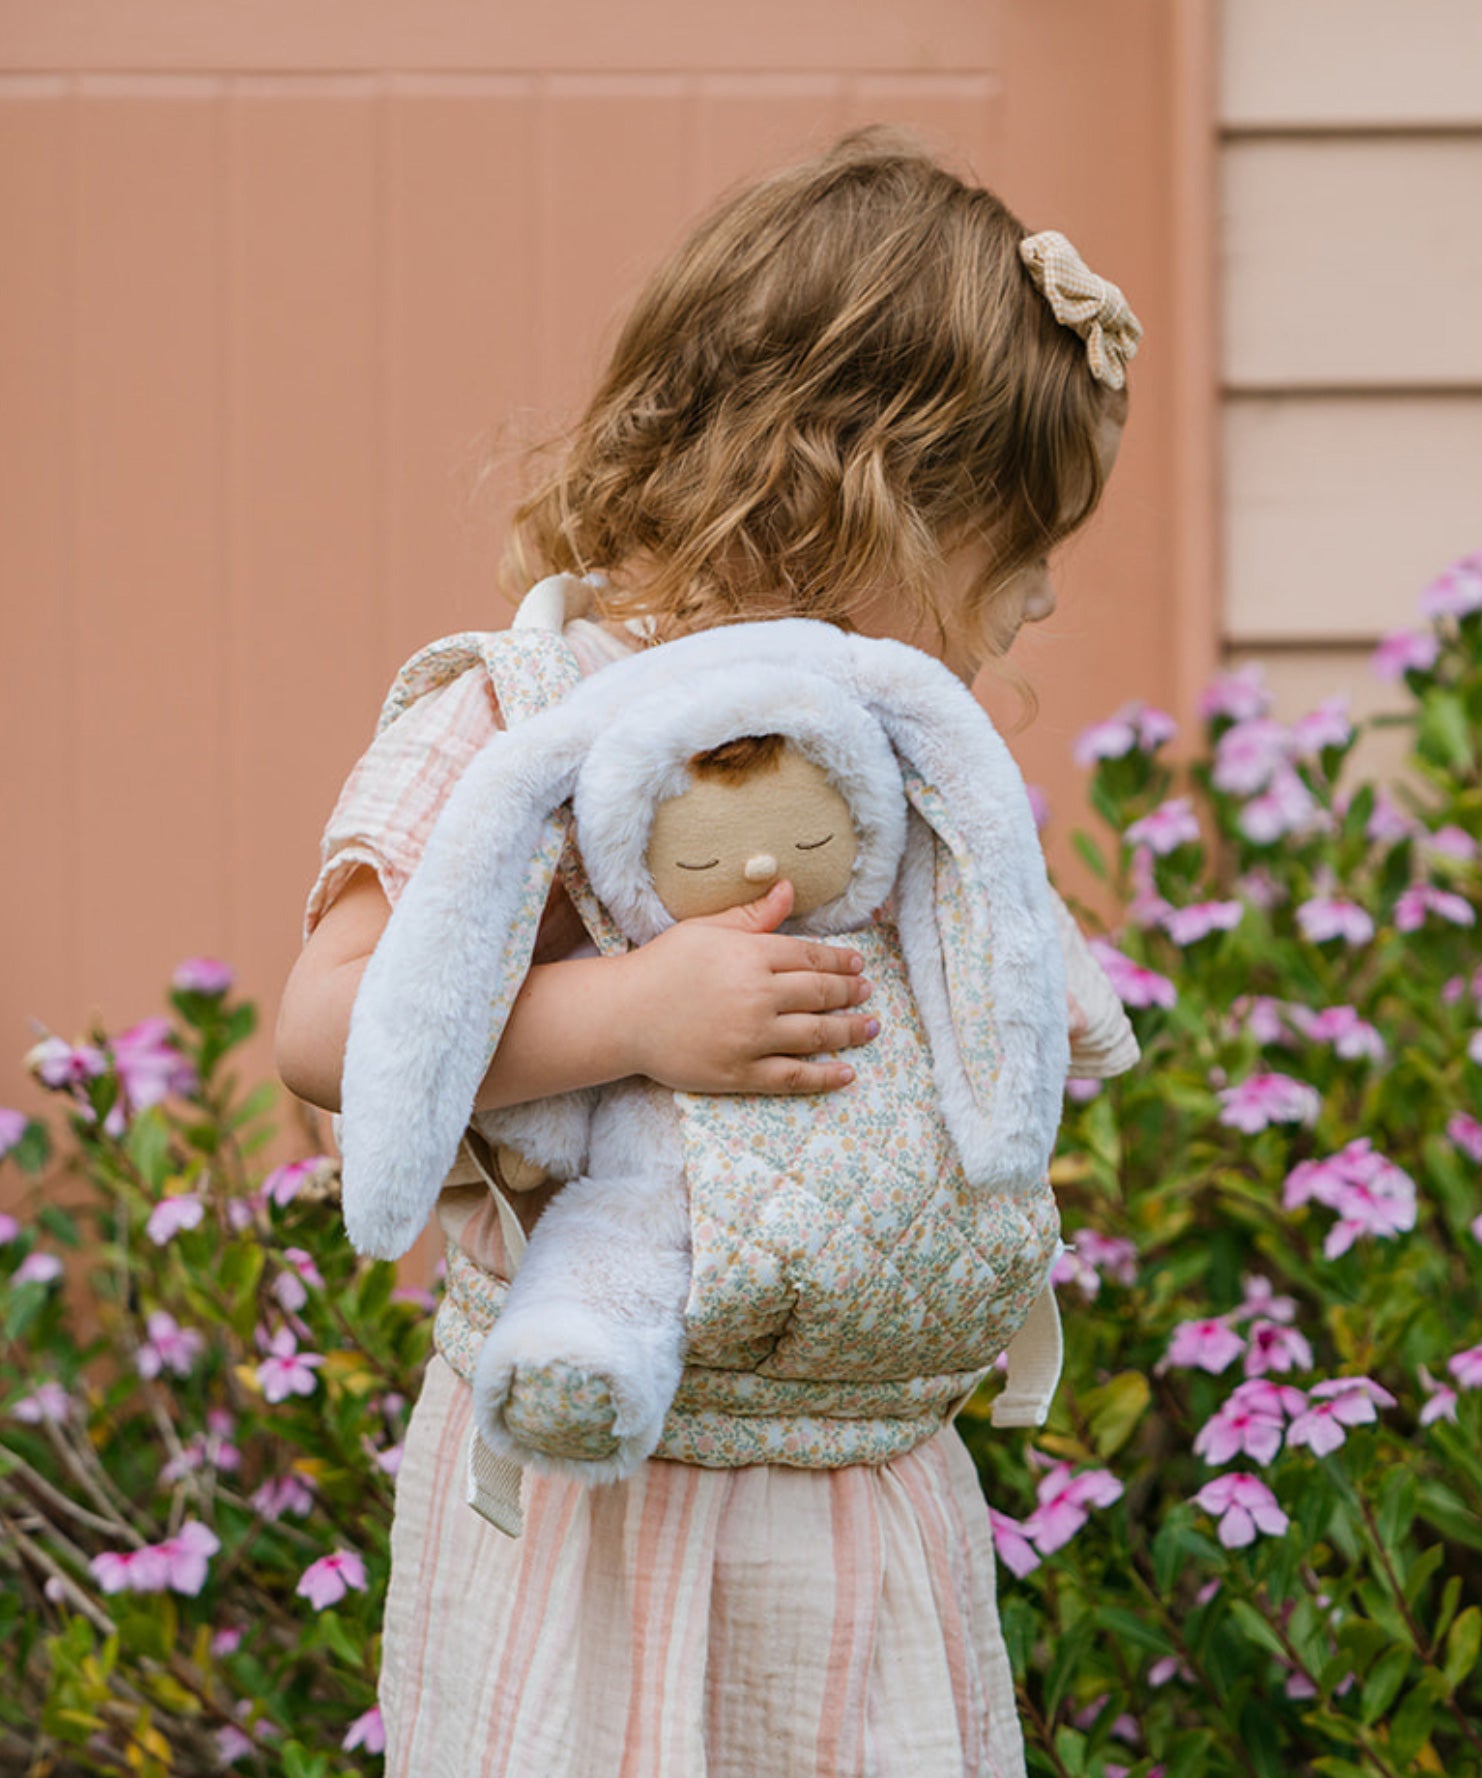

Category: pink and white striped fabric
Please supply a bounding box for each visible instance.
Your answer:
[381,1356,1023,1777]
[308,614,1029,1775]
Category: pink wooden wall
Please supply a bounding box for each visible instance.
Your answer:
[0,2,1218,1160]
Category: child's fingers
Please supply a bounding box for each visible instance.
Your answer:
[745,1056,859,1095]
[771,970,873,1015]
[769,1012,880,1057]
[762,934,866,978]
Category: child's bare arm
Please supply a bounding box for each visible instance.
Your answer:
[275,871,876,1114]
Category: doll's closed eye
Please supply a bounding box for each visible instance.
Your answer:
[675,858,720,872]
[795,834,833,851]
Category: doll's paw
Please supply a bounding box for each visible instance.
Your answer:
[502,1362,622,1463]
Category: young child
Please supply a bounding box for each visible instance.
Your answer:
[276,127,1141,1778]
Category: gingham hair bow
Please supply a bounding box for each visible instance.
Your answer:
[1018,230,1143,392]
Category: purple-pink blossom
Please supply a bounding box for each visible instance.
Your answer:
[988,1508,1041,1578]
[1289,697,1352,760]
[25,1036,108,1091]
[1366,790,1416,845]
[1471,1030,1482,1068]
[1240,766,1321,845]
[110,1018,197,1114]
[0,1108,26,1158]
[1087,939,1177,1011]
[1283,1139,1417,1258]
[1193,1392,1285,1467]
[1288,1004,1385,1063]
[1021,1462,1124,1555]
[1286,1378,1393,1456]
[1217,1072,1321,1134]
[1127,846,1174,928]
[251,1472,316,1520]
[1074,700,1176,768]
[1125,797,1201,856]
[0,1213,18,1244]
[1395,884,1476,933]
[1296,896,1375,946]
[272,1246,325,1313]
[1418,1366,1458,1427]
[1371,627,1440,682]
[262,1157,330,1208]
[1193,1472,1290,1548]
[1213,719,1289,796]
[254,1327,323,1404]
[1160,1318,1245,1376]
[1163,899,1243,947]
[343,1707,386,1755]
[90,1520,219,1596]
[11,1381,70,1424]
[295,1548,368,1611]
[1243,1319,1314,1378]
[1419,551,1482,620]
[1448,1344,1482,1390]
[1234,996,1295,1047]
[1448,1113,1482,1164]
[1199,664,1272,724]
[145,1193,205,1245]
[1074,1230,1139,1287]
[136,1309,205,1380]
[1234,1274,1297,1326]
[13,1250,63,1287]
[1235,865,1287,909]
[1422,824,1478,863]
[172,956,236,996]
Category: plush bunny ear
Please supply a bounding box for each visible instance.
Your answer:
[339,714,593,1259]
[844,636,1069,1193]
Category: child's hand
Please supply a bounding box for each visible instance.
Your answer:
[623,879,878,1095]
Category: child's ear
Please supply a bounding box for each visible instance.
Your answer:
[339,718,590,1260]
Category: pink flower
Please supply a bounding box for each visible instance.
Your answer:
[272,1247,325,1313]
[1287,1378,1393,1457]
[0,1213,18,1244]
[1088,939,1177,1010]
[1233,1275,1297,1326]
[251,1472,316,1520]
[1288,1004,1385,1062]
[172,957,235,996]
[1217,1072,1321,1134]
[1026,785,1050,832]
[1051,1247,1100,1299]
[262,1157,328,1208]
[1243,1319,1314,1378]
[1234,996,1294,1047]
[1127,846,1174,927]
[1285,1139,1416,1258]
[1213,719,1289,796]
[373,1441,403,1478]
[1240,766,1321,845]
[1290,697,1352,760]
[111,1018,197,1113]
[1419,551,1482,620]
[1125,797,1201,856]
[1160,1318,1245,1376]
[1422,824,1478,863]
[1228,1377,1308,1423]
[155,1519,221,1595]
[1149,1655,1195,1688]
[1074,701,1175,767]
[1418,1366,1458,1426]
[136,1309,205,1380]
[1199,664,1272,724]
[1448,1113,1482,1164]
[1163,899,1243,947]
[26,1036,107,1090]
[1296,897,1374,946]
[1022,1463,1123,1555]
[1065,1078,1102,1104]
[1371,628,1440,682]
[145,1193,205,1245]
[1193,1472,1289,1548]
[988,1508,1041,1578]
[1193,1396,1284,1467]
[343,1707,386,1755]
[1395,884,1475,932]
[1075,1230,1139,1287]
[13,1251,63,1286]
[0,1108,27,1158]
[1471,1030,1482,1067]
[295,1548,367,1611]
[11,1381,70,1423]
[1448,1344,1482,1390]
[214,1726,254,1765]
[254,1327,323,1403]
[1367,790,1416,845]
[1235,865,1287,909]
[212,1626,243,1657]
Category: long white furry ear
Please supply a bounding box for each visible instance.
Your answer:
[339,717,590,1258]
[846,636,1069,1193]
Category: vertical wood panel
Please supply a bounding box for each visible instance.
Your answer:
[0,90,75,1126]
[72,92,227,1014]
[229,86,383,1012]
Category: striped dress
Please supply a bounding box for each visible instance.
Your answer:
[307,617,1027,1777]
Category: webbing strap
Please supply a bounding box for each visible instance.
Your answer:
[456,1134,527,1535]
[990,1280,1065,1429]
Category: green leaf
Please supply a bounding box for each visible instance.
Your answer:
[1360,1644,1410,1724]
[1163,1730,1215,1778]
[1228,1599,1287,1660]
[10,1119,51,1174]
[1417,689,1476,775]
[125,1107,172,1192]
[37,1204,82,1249]
[1072,828,1110,882]
[1445,1606,1481,1692]
[1092,1604,1173,1657]
[227,1079,277,1132]
[314,1608,364,1670]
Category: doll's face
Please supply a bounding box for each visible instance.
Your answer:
[646,745,858,922]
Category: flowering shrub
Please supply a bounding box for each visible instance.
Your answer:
[0,964,427,1774]
[959,552,1482,1777]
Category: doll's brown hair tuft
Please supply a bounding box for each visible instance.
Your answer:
[506,126,1124,665]
[687,733,788,785]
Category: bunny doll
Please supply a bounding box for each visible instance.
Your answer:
[341,617,1080,1498]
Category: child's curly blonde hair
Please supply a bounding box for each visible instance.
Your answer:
[507,126,1125,659]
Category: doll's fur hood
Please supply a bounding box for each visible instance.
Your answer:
[340,618,1069,1260]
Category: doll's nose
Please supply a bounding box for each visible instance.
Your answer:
[743,853,779,884]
